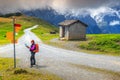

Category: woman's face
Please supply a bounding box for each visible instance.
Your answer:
[31,41,34,44]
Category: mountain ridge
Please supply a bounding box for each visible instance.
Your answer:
[22,7,120,34]
[0,7,119,34]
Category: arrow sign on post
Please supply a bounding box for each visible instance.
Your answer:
[14,24,21,32]
[6,32,13,40]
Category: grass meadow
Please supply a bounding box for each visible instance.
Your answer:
[80,34,120,56]
[0,15,58,45]
[0,57,62,80]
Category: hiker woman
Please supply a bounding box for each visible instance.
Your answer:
[26,40,36,67]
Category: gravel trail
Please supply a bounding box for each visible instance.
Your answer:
[0,25,120,80]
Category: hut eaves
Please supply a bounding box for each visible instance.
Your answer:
[59,20,88,27]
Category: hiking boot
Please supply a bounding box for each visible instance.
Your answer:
[30,65,33,68]
[33,64,36,65]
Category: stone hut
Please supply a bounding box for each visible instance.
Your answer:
[59,20,88,40]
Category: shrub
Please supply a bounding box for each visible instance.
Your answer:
[14,69,28,74]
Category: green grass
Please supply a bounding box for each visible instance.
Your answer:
[79,34,120,55]
[0,57,62,80]
[0,15,58,45]
[32,30,59,43]
[31,18,59,43]
[0,22,12,45]
[0,16,35,45]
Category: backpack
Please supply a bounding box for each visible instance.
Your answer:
[34,44,39,53]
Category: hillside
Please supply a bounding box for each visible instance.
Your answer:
[0,14,58,45]
[1,13,120,56]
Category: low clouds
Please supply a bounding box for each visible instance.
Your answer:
[0,0,119,14]
[0,0,51,14]
[110,21,120,26]
[88,7,120,27]
[0,0,119,29]
[0,0,120,27]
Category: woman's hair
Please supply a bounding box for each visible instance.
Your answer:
[31,40,35,44]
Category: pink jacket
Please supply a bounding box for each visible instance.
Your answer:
[30,44,36,52]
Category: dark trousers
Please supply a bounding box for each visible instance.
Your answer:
[30,52,36,65]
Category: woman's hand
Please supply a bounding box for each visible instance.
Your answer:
[25,46,30,48]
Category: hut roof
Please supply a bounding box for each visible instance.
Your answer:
[59,20,88,27]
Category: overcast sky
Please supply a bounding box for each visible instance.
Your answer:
[0,0,119,14]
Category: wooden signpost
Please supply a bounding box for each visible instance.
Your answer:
[13,17,16,68]
[6,17,21,68]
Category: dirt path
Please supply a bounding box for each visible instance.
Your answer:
[0,25,120,80]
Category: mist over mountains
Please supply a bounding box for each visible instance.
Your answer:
[0,0,119,34]
[22,6,120,34]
